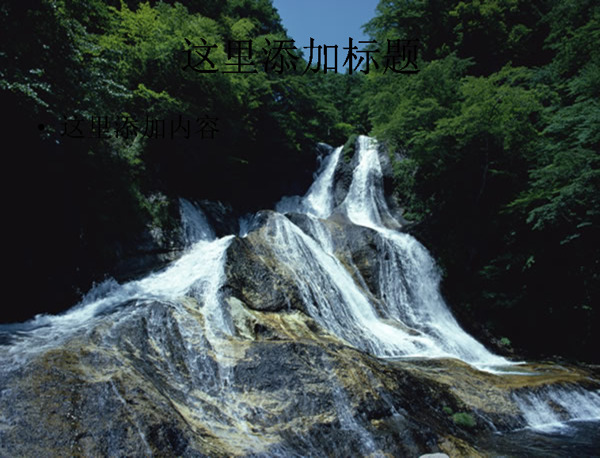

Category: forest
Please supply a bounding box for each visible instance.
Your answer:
[1,0,598,362]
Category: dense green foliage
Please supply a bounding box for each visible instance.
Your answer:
[0,0,360,319]
[2,0,597,362]
[364,0,599,360]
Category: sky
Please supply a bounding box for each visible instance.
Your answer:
[271,0,381,71]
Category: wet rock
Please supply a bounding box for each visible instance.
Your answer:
[376,143,410,226]
[3,138,600,457]
[224,228,305,313]
[284,212,380,296]
[111,238,181,283]
[331,147,354,208]
[197,200,241,237]
[2,294,599,457]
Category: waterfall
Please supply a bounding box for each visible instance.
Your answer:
[513,385,600,431]
[179,198,216,245]
[273,135,509,370]
[2,135,599,455]
[0,136,510,371]
[0,205,233,368]
[341,136,395,228]
[263,213,445,358]
[275,145,342,218]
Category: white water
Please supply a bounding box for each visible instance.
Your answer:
[276,145,342,218]
[2,135,598,441]
[264,213,445,357]
[273,135,509,370]
[179,198,216,245]
[513,385,600,431]
[0,203,232,367]
[341,136,396,228]
[0,137,507,371]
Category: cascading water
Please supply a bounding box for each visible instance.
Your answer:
[272,135,509,370]
[271,135,600,434]
[340,136,396,228]
[1,135,599,455]
[276,144,342,219]
[0,203,274,453]
[0,204,233,368]
[513,385,600,431]
[179,198,216,246]
[261,213,446,358]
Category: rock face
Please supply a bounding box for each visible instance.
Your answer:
[1,287,597,456]
[0,303,461,456]
[225,221,305,313]
[1,136,599,456]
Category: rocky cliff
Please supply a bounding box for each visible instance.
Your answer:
[1,137,599,456]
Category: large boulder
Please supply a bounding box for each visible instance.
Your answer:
[224,212,305,313]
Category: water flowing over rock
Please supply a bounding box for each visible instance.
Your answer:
[1,136,599,456]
